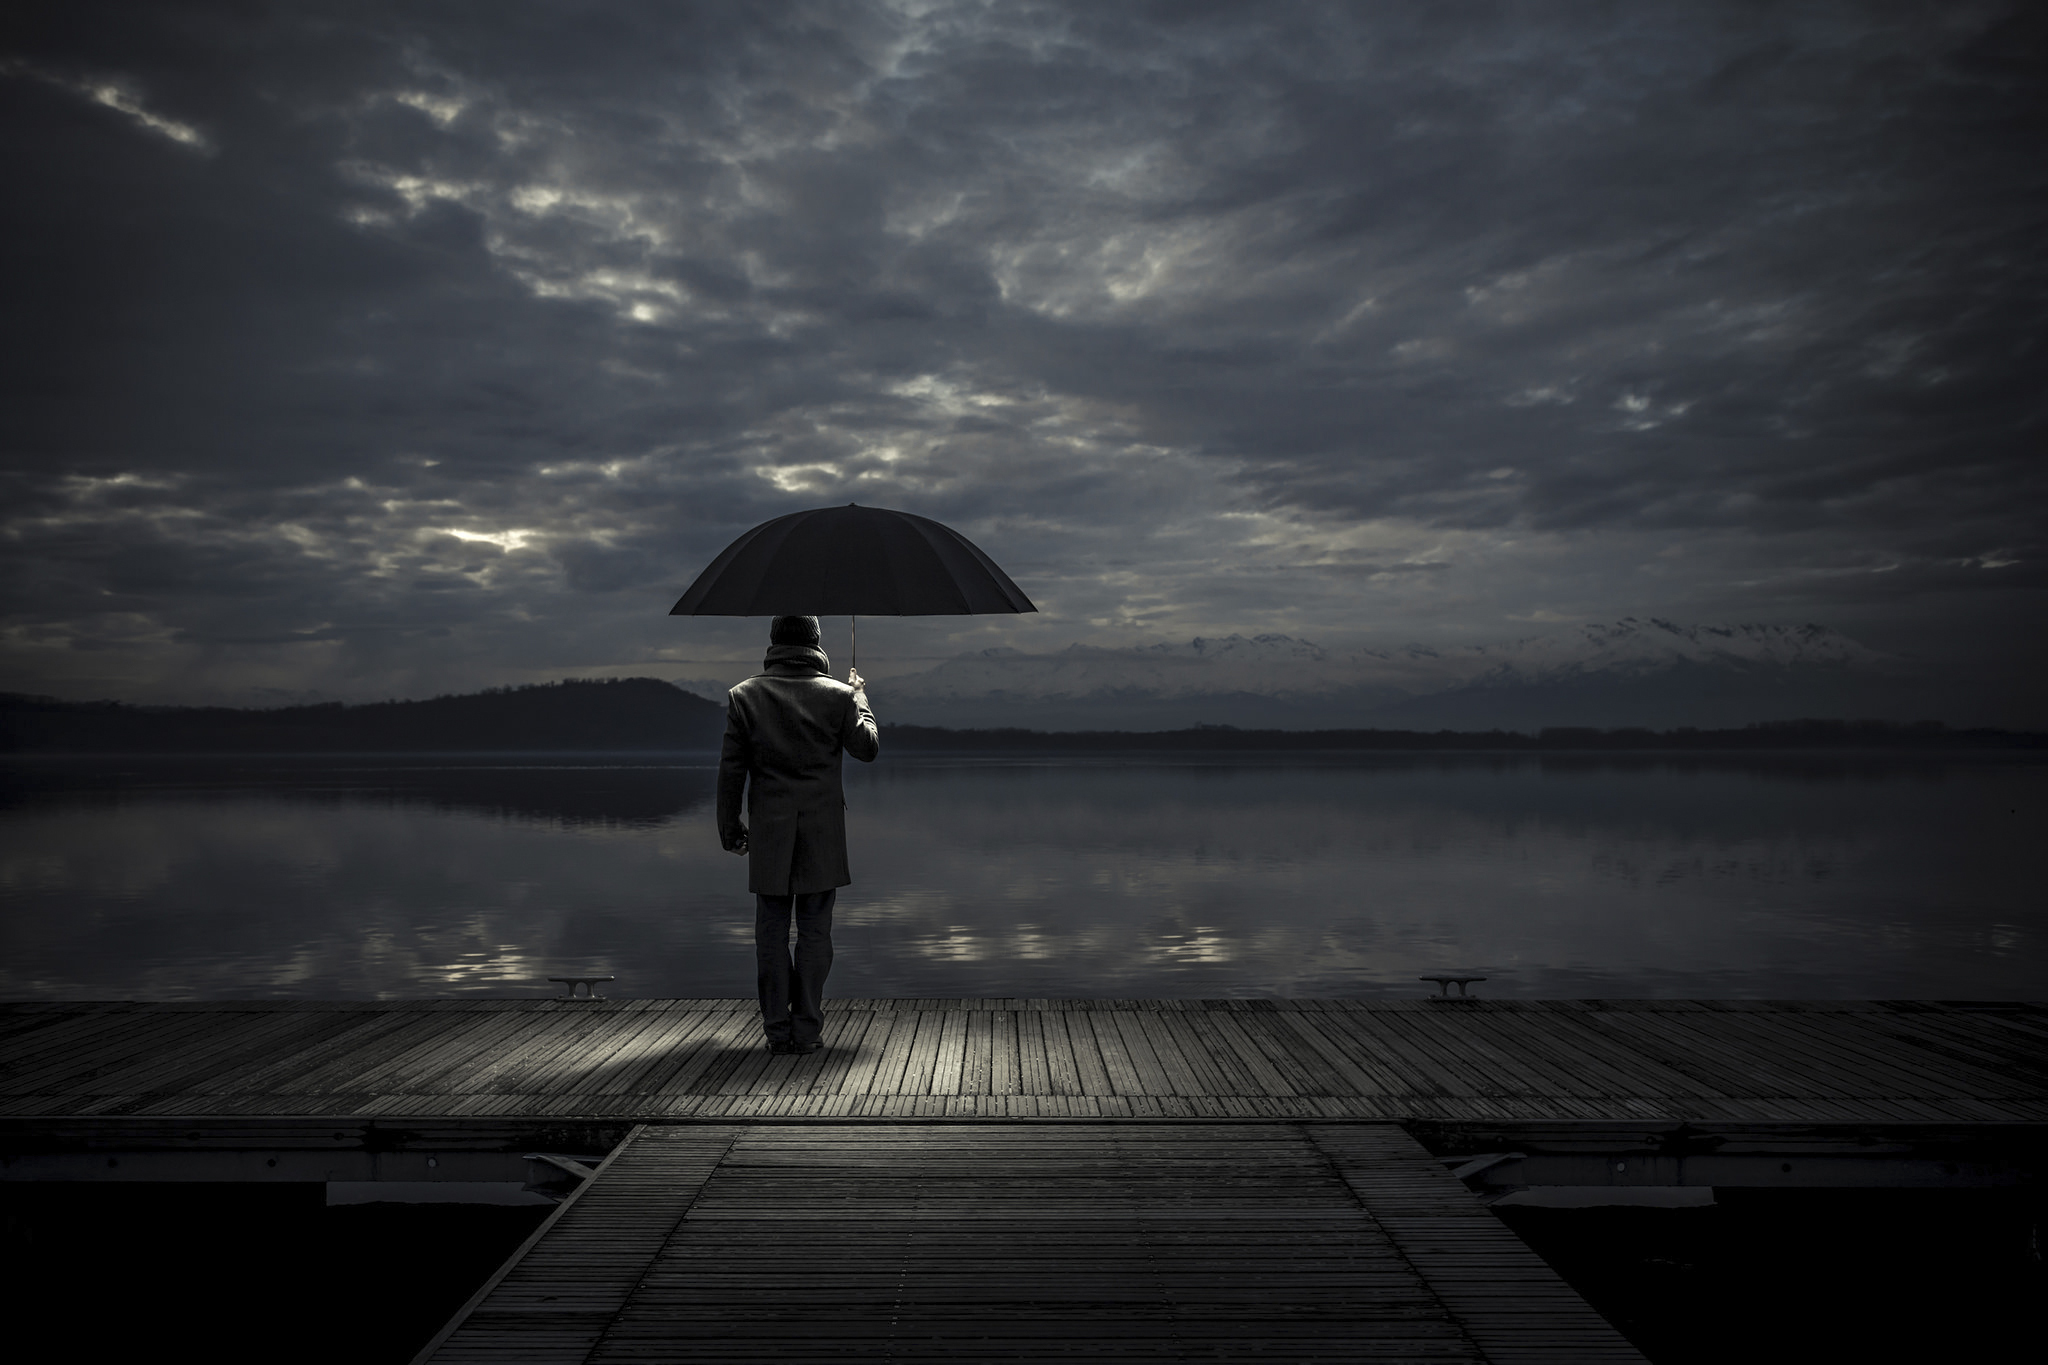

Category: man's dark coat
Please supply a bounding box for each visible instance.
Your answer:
[717,643,880,895]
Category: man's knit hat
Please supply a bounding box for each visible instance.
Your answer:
[769,615,822,647]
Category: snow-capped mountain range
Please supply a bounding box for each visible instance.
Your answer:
[683,619,1920,732]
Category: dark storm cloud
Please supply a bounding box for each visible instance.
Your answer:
[1,1,2042,705]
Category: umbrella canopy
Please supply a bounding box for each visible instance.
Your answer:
[669,504,1036,617]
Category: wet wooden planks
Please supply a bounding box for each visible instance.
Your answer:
[424,1123,1646,1364]
[1309,1125,1641,1364]
[420,1125,744,1364]
[3,999,2044,1124]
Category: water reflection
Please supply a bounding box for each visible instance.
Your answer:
[0,754,713,826]
[0,752,2040,1000]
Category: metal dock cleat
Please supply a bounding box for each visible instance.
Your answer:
[548,975,615,1000]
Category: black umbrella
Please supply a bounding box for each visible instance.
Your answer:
[669,503,1035,667]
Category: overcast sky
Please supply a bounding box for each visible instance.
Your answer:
[4,1,2042,709]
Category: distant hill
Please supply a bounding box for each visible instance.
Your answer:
[0,678,727,753]
[3,681,2036,755]
[884,719,2043,752]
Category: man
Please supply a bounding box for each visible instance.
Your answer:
[716,615,880,1054]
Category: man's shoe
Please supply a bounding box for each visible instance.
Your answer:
[789,1040,823,1054]
[767,1040,795,1054]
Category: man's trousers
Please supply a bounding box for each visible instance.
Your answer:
[754,889,834,1047]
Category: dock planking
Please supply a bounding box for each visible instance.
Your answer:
[2,998,2043,1123]
[419,1122,1646,1364]
[9,999,2040,1362]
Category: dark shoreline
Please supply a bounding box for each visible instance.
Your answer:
[884,718,2047,752]
[4,680,2042,754]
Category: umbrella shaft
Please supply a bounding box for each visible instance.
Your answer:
[851,615,857,670]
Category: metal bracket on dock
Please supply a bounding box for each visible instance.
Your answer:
[1445,1153,1530,1204]
[525,1153,598,1183]
[1447,1152,1526,1185]
[1420,975,1486,998]
[522,1152,602,1201]
[548,976,615,1000]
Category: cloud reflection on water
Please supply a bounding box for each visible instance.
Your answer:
[0,753,2040,1001]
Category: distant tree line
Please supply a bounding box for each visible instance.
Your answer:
[0,678,727,752]
[883,718,2043,751]
[1,682,2037,753]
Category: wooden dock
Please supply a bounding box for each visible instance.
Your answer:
[418,1122,1643,1363]
[3,998,2044,1123]
[5,997,2043,1362]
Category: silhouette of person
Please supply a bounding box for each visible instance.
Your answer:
[717,615,879,1054]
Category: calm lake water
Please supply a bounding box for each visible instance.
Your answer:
[1,752,2041,1001]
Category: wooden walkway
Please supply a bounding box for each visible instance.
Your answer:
[419,1122,1645,1364]
[3,998,2044,1123]
[9,999,2041,1362]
